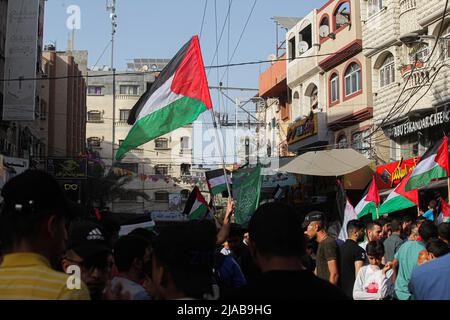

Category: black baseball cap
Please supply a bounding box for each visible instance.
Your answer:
[1,170,70,218]
[67,221,111,259]
[302,211,326,228]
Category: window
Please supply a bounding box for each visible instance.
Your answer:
[334,2,351,30]
[337,134,348,149]
[299,24,312,54]
[120,193,138,201]
[443,25,450,58]
[368,0,383,17]
[155,191,169,203]
[180,136,189,150]
[154,165,169,175]
[119,109,130,122]
[289,36,296,61]
[119,85,139,95]
[344,63,361,96]
[352,130,370,158]
[310,87,318,110]
[380,54,395,87]
[181,163,191,176]
[87,110,102,122]
[330,74,339,102]
[87,137,101,148]
[319,16,330,39]
[155,138,169,149]
[390,139,399,162]
[88,86,104,95]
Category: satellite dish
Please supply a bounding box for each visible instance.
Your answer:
[297,41,309,55]
[267,54,277,65]
[319,25,330,38]
[151,64,158,71]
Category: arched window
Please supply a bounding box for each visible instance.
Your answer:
[319,16,330,39]
[336,134,348,149]
[368,0,383,17]
[380,54,395,87]
[334,2,351,31]
[330,73,339,103]
[293,91,300,113]
[344,63,361,96]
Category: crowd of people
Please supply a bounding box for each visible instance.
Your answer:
[0,169,449,300]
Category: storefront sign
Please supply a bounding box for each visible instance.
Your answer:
[376,157,419,190]
[47,158,87,179]
[391,111,450,138]
[287,114,318,145]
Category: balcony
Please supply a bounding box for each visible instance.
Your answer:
[87,118,104,123]
[114,120,130,126]
[399,0,421,36]
[116,94,140,100]
[179,148,192,155]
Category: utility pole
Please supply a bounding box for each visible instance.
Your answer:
[107,0,117,212]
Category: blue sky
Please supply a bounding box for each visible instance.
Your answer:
[44,0,326,89]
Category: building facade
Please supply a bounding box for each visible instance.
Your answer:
[362,0,450,164]
[86,59,195,213]
[286,10,332,154]
[317,0,373,158]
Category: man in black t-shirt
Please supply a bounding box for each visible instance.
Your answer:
[229,203,348,300]
[339,220,366,297]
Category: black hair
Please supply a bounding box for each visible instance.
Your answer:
[366,221,382,232]
[402,216,414,224]
[438,223,450,243]
[227,224,244,240]
[428,200,437,210]
[113,235,149,272]
[426,238,450,258]
[419,221,438,242]
[128,228,155,244]
[377,217,390,227]
[153,220,217,299]
[347,219,365,235]
[0,170,68,250]
[248,203,305,258]
[366,240,385,258]
[390,219,402,233]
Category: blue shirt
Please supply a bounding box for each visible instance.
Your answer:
[423,209,435,221]
[409,253,450,300]
[217,255,247,289]
[394,241,426,300]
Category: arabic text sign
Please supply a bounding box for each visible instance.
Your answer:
[47,158,87,179]
[376,157,419,190]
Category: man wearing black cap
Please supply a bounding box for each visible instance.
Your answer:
[0,170,90,300]
[303,211,340,286]
[61,220,112,300]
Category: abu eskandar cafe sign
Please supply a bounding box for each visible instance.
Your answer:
[391,111,450,138]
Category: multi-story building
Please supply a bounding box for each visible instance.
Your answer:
[317,0,373,158]
[1,0,46,165]
[86,59,195,213]
[363,0,450,163]
[41,48,87,158]
[286,10,331,154]
[258,54,293,158]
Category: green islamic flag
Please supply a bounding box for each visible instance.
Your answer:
[232,165,262,225]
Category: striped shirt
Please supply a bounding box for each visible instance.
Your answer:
[0,253,90,300]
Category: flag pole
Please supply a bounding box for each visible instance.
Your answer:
[447,177,450,205]
[210,109,232,199]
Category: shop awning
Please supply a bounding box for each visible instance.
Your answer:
[279,149,371,177]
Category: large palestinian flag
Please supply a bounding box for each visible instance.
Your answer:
[405,136,449,191]
[355,176,380,220]
[438,197,450,224]
[116,36,212,160]
[379,171,419,215]
[183,186,208,220]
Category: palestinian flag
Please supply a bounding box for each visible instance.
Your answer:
[205,169,231,196]
[379,171,419,215]
[355,176,380,220]
[405,136,450,191]
[183,186,209,220]
[116,36,212,160]
[336,180,357,241]
[437,197,450,224]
